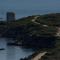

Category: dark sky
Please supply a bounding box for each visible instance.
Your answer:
[0,0,60,10]
[0,0,60,20]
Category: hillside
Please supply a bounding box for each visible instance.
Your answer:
[0,14,57,38]
[36,13,60,26]
[0,13,59,49]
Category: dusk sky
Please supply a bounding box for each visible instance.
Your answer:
[0,0,60,19]
[0,0,60,10]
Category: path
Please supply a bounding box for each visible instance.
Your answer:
[31,52,47,60]
[32,16,48,27]
[56,27,60,37]
[32,16,40,25]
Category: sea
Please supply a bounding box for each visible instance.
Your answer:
[0,0,60,20]
[0,38,34,60]
[0,0,60,60]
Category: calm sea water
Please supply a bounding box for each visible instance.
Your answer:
[0,38,34,60]
[0,0,60,20]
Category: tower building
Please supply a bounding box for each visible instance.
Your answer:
[7,12,15,22]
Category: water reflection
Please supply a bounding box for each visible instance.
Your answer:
[0,38,34,60]
[0,38,7,60]
[7,46,34,60]
[7,46,15,60]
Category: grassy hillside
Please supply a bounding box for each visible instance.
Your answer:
[0,14,57,36]
[36,13,60,26]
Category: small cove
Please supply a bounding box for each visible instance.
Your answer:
[0,38,34,60]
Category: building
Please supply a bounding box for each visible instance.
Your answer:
[6,12,15,22]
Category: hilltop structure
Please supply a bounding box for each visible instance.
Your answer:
[6,12,15,22]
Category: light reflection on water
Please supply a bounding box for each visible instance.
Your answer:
[0,38,34,60]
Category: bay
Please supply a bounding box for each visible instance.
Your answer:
[0,38,34,60]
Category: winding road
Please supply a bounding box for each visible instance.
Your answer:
[56,27,60,37]
[32,16,60,37]
[31,16,60,60]
[32,16,48,27]
[31,52,47,60]
[32,16,40,25]
[31,16,47,60]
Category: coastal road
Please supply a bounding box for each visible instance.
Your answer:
[31,52,47,60]
[32,16,48,27]
[32,16,60,37]
[32,16,40,25]
[56,27,60,37]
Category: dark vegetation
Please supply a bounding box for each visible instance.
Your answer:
[40,37,60,60]
[36,13,60,26]
[0,13,60,60]
[0,13,59,49]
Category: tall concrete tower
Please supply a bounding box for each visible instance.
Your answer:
[6,12,15,22]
